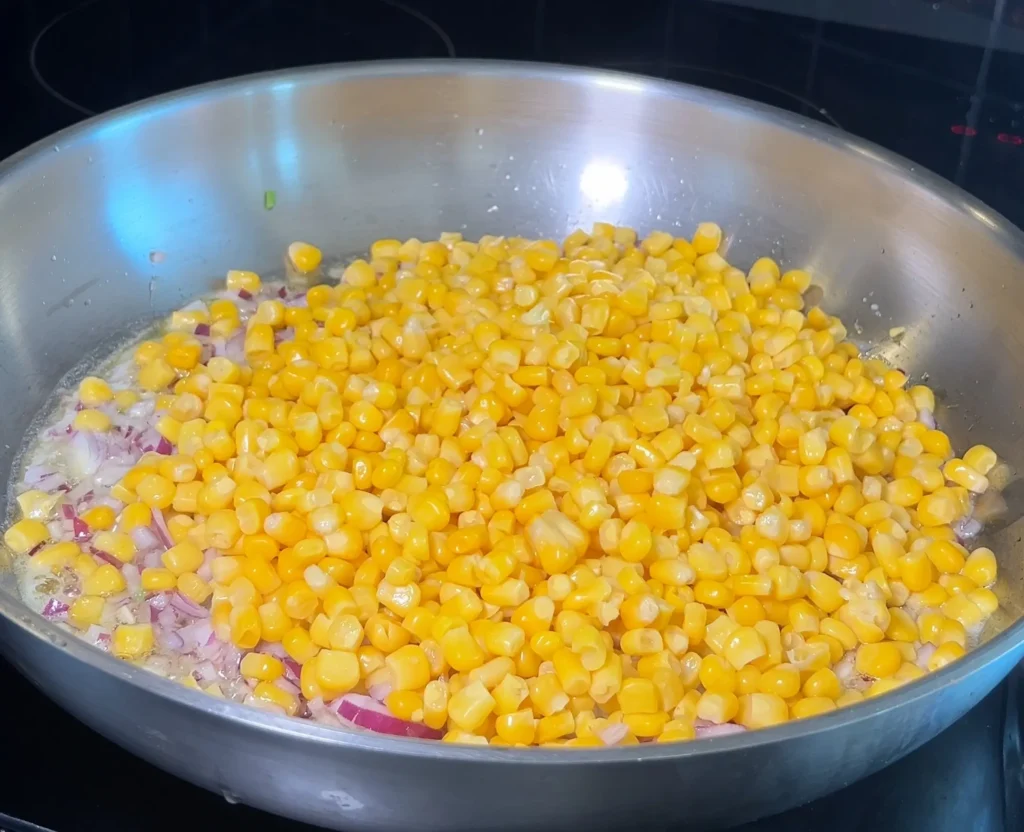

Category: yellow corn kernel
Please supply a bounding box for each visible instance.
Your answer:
[288,241,322,274]
[68,595,105,630]
[495,708,537,745]
[386,644,432,691]
[448,679,496,730]
[695,691,739,724]
[962,547,997,586]
[161,541,204,576]
[855,642,902,678]
[240,651,284,682]
[3,519,49,554]
[316,649,361,694]
[736,692,789,729]
[928,641,966,671]
[112,624,155,659]
[82,563,126,596]
[790,697,837,720]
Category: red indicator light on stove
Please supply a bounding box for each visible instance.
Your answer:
[950,124,977,136]
[997,133,1023,145]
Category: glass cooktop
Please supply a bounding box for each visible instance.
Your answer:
[1,1,1022,830]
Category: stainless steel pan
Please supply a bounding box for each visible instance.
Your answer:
[1,61,1022,831]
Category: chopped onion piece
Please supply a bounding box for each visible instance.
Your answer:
[170,593,209,618]
[332,694,442,740]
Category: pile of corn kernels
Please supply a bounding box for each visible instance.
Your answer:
[3,223,1002,746]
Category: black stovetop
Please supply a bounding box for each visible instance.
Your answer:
[2,1,1023,830]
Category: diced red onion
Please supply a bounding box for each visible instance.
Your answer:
[61,504,76,520]
[41,598,69,619]
[278,286,288,298]
[170,592,209,618]
[307,697,341,725]
[70,431,104,476]
[95,461,134,487]
[72,516,91,540]
[258,641,288,659]
[122,563,141,593]
[238,289,253,300]
[156,628,185,652]
[155,436,173,455]
[954,516,983,541]
[694,721,747,738]
[141,548,164,569]
[283,658,302,683]
[136,427,165,453]
[65,480,95,507]
[157,606,178,631]
[194,323,211,336]
[150,508,174,549]
[596,723,629,746]
[92,549,121,568]
[126,398,157,422]
[24,465,65,491]
[85,625,111,650]
[197,548,216,582]
[332,694,442,740]
[177,619,215,651]
[130,525,161,552]
[193,660,220,683]
[915,643,937,670]
[368,682,393,702]
[148,592,169,611]
[275,677,301,696]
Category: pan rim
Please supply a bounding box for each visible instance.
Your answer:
[2,57,1023,765]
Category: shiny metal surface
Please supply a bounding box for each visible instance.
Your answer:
[1,60,1023,831]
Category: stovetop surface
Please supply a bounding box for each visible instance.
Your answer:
[2,1,1023,830]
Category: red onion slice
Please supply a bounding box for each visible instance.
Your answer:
[694,720,747,738]
[24,465,65,491]
[275,677,301,696]
[92,549,122,568]
[282,658,302,683]
[178,619,215,651]
[332,694,442,740]
[150,508,174,549]
[70,431,104,477]
[258,641,288,659]
[170,592,209,618]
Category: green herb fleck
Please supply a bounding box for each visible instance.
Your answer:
[264,190,277,211]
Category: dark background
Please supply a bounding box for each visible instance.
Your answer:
[1,1,1023,830]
